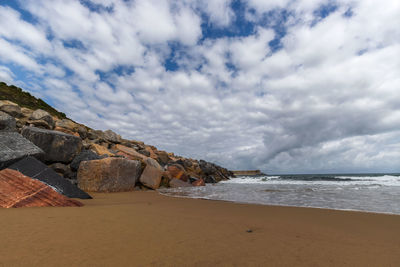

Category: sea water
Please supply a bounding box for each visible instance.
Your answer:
[158,174,400,215]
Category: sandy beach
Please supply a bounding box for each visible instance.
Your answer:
[0,191,399,266]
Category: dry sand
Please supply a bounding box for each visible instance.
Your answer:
[0,191,399,266]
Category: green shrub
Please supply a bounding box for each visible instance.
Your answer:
[0,81,68,119]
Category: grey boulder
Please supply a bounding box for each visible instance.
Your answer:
[0,111,16,131]
[21,126,82,163]
[0,131,44,169]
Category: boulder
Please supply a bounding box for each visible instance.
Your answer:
[199,160,217,175]
[166,164,189,182]
[192,178,205,186]
[76,126,87,139]
[0,168,83,208]
[0,100,22,117]
[55,119,77,131]
[103,129,121,143]
[30,109,54,129]
[90,143,114,156]
[9,157,92,199]
[21,126,82,163]
[77,158,141,192]
[139,158,164,189]
[20,107,33,118]
[137,149,150,157]
[70,150,102,172]
[49,162,69,175]
[87,129,105,141]
[54,126,80,137]
[0,111,16,131]
[155,151,171,166]
[205,176,217,183]
[144,146,158,159]
[27,119,52,129]
[169,178,193,188]
[115,144,147,161]
[0,132,44,169]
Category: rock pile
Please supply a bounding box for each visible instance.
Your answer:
[0,99,233,203]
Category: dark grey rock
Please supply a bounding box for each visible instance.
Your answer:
[199,160,217,175]
[0,132,44,169]
[9,156,92,199]
[49,162,69,174]
[21,126,82,163]
[138,149,150,157]
[0,111,16,131]
[70,150,102,172]
[204,175,217,183]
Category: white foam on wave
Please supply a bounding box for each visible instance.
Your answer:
[222,175,400,187]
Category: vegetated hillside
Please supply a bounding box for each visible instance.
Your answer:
[0,81,67,119]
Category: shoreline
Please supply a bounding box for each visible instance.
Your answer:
[1,191,400,266]
[157,190,400,216]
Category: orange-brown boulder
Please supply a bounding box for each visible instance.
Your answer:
[166,164,189,182]
[54,126,80,137]
[139,158,164,189]
[144,146,158,159]
[90,143,114,156]
[115,144,147,161]
[192,178,205,186]
[77,158,141,192]
[0,169,83,208]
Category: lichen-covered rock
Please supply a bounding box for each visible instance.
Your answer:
[0,169,83,208]
[21,126,82,164]
[0,132,44,169]
[0,111,16,131]
[77,158,141,192]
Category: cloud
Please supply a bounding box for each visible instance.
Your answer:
[0,0,399,173]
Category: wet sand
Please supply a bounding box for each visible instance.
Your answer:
[0,191,399,266]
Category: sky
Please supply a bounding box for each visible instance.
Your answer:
[0,0,399,174]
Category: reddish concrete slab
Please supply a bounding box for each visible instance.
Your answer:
[0,169,83,208]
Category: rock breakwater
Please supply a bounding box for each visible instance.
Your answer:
[0,83,233,206]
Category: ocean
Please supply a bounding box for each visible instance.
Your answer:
[158,173,400,215]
